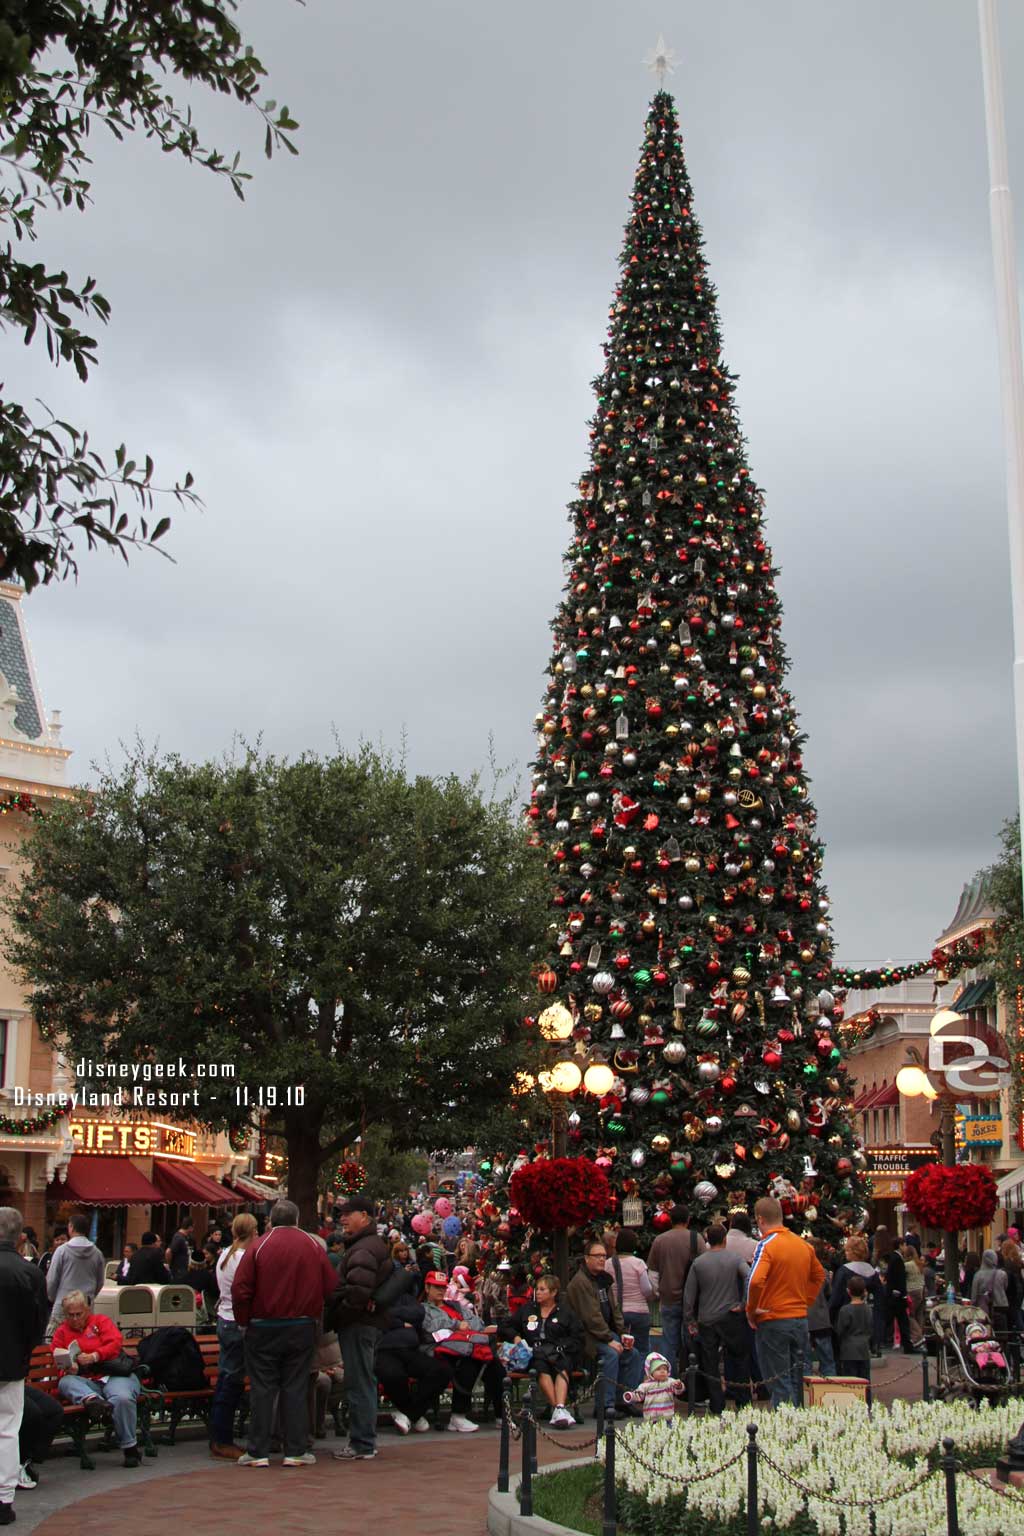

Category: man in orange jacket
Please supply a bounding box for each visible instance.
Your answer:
[745,1197,825,1408]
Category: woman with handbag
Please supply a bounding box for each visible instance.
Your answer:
[421,1270,505,1433]
[501,1274,582,1429]
[50,1290,143,1467]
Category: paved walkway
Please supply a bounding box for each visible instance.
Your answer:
[14,1352,929,1536]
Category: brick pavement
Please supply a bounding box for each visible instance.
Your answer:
[18,1353,929,1536]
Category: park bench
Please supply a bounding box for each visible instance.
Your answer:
[26,1342,160,1470]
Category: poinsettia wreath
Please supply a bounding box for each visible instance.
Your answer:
[904,1162,997,1231]
[508,1156,613,1231]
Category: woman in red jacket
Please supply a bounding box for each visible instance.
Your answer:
[52,1291,142,1466]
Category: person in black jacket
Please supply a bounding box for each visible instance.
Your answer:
[330,1196,391,1462]
[374,1290,451,1435]
[123,1231,171,1286]
[0,1206,49,1523]
[501,1274,583,1428]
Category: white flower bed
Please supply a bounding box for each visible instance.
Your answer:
[617,1399,1024,1536]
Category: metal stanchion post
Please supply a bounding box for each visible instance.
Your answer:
[921,1348,930,1401]
[746,1423,759,1536]
[602,1414,617,1536]
[941,1438,960,1536]
[529,1373,538,1475]
[497,1379,510,1494]
[596,1379,606,1442]
[686,1350,698,1413]
[520,1391,532,1518]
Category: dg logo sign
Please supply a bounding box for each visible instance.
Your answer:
[927,1008,1011,1097]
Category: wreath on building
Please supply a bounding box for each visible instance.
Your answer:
[330,1160,367,1197]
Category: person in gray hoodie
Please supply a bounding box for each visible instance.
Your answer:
[682,1224,749,1413]
[971,1249,1010,1331]
[45,1215,105,1335]
[828,1234,884,1355]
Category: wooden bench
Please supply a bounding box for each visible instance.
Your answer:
[157,1332,223,1444]
[27,1343,160,1470]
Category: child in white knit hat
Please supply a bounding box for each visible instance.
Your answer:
[622,1351,684,1422]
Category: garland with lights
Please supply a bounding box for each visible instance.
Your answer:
[0,792,41,820]
[833,934,989,992]
[0,1104,65,1134]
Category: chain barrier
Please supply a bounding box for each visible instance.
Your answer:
[957,1460,1024,1505]
[755,1446,941,1509]
[614,1433,745,1486]
[501,1394,522,1442]
[526,1411,600,1453]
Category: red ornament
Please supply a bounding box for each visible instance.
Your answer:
[651,1208,672,1231]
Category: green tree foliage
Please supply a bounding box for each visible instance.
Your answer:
[0,1,299,590]
[984,816,1024,1024]
[4,744,548,1223]
[342,1125,428,1204]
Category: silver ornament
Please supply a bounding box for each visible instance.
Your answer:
[630,1147,647,1168]
[663,1040,687,1065]
[694,1180,718,1203]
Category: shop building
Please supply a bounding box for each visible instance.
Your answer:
[842,873,1024,1245]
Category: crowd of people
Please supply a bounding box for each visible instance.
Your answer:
[2,1189,1024,1516]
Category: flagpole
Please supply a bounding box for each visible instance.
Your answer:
[978,0,1024,913]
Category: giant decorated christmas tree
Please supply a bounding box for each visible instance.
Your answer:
[526,91,862,1232]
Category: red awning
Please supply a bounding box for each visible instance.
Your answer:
[858,1081,900,1112]
[152,1158,238,1207]
[48,1155,163,1208]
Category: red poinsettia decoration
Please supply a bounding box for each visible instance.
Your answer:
[904,1162,997,1232]
[509,1156,613,1231]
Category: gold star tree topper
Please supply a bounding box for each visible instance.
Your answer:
[644,34,678,89]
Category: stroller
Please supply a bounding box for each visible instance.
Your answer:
[928,1302,1011,1402]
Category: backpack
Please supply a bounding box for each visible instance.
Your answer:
[135,1327,207,1391]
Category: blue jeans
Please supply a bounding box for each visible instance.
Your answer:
[809,1329,835,1377]
[210,1318,245,1446]
[754,1318,808,1408]
[59,1372,140,1448]
[659,1303,684,1376]
[620,1313,651,1391]
[339,1324,379,1453]
[595,1338,626,1410]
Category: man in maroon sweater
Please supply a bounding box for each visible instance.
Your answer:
[232,1200,338,1467]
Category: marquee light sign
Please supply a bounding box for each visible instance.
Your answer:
[69,1119,196,1160]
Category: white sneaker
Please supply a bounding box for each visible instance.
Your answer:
[282,1452,316,1466]
[390,1411,411,1435]
[411,1417,430,1433]
[17,1465,37,1489]
[551,1407,573,1429]
[447,1414,479,1434]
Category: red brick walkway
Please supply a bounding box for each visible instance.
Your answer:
[26,1355,928,1536]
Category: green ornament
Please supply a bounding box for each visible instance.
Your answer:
[632,968,652,988]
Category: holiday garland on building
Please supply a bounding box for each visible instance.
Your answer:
[526,92,862,1227]
[0,1104,64,1134]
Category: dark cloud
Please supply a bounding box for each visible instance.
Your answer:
[18,0,1024,961]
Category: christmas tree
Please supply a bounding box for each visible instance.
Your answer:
[527,91,862,1233]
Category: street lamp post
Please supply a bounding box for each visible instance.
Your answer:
[897,1057,960,1290]
[534,1002,615,1285]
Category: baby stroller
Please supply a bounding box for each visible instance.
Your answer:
[928,1302,1011,1402]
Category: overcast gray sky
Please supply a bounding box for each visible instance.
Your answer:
[13,0,1024,963]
